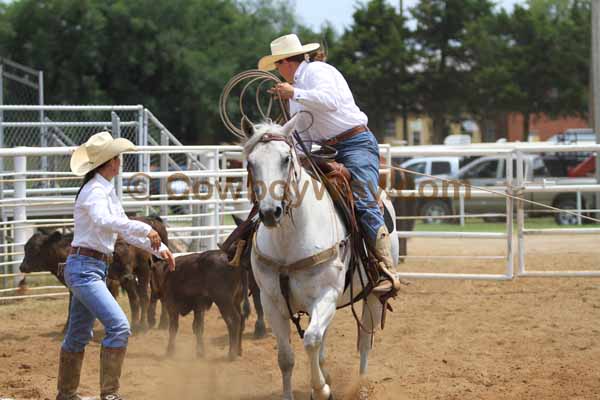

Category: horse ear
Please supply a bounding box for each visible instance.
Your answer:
[232,215,244,226]
[282,114,298,137]
[47,231,63,243]
[241,116,254,138]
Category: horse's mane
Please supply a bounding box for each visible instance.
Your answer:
[243,120,288,156]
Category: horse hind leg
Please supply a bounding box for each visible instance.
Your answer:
[359,294,384,376]
[261,292,295,400]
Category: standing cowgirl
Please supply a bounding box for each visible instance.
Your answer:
[57,131,175,400]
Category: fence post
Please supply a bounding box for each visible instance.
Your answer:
[39,71,48,185]
[160,129,168,218]
[197,151,214,251]
[112,112,123,200]
[214,148,221,247]
[505,152,514,279]
[459,191,465,226]
[142,109,150,216]
[137,106,144,172]
[576,191,582,225]
[0,65,4,242]
[13,154,27,287]
[516,151,525,276]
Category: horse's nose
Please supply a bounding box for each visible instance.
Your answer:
[259,205,283,227]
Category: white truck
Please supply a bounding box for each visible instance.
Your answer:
[417,155,598,225]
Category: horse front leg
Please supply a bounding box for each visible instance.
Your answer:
[262,292,295,400]
[305,293,337,400]
[359,294,384,376]
[319,328,332,386]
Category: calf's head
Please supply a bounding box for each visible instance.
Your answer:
[20,231,71,274]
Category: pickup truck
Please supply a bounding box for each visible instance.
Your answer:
[417,155,598,225]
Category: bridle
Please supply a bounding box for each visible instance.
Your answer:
[248,133,301,218]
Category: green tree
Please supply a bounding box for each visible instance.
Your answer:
[462,9,518,139]
[0,0,305,144]
[499,0,589,140]
[332,0,416,139]
[410,0,496,143]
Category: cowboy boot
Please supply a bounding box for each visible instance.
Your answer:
[370,225,401,296]
[56,349,96,400]
[100,346,127,400]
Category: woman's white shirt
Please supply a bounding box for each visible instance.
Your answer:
[71,173,168,257]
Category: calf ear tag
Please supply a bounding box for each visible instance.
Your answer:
[58,262,66,278]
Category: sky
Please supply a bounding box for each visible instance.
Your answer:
[293,0,525,33]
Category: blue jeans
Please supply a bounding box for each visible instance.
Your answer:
[61,254,130,352]
[333,130,385,241]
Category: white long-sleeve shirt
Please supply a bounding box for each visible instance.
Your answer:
[71,173,168,257]
[289,61,368,142]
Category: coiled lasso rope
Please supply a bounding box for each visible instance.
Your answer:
[219,69,290,139]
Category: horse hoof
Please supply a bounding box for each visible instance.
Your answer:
[310,385,332,400]
[310,395,334,400]
[253,321,267,339]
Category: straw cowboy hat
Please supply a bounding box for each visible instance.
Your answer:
[70,131,135,176]
[258,34,320,71]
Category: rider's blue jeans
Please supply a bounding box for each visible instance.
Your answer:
[333,130,385,241]
[61,254,130,352]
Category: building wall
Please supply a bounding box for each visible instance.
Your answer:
[393,114,434,145]
[506,113,589,141]
[392,114,481,145]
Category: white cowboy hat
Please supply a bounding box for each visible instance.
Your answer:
[258,34,320,71]
[70,131,135,176]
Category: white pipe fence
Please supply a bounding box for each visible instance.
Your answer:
[0,139,599,299]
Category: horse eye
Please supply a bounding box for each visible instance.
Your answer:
[283,155,291,165]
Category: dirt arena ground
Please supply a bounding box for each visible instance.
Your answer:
[2,235,600,400]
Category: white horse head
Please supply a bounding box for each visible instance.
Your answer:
[241,117,397,400]
[242,115,299,227]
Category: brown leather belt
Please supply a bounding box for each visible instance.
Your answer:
[70,246,112,263]
[322,125,369,146]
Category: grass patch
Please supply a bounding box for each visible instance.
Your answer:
[415,217,599,233]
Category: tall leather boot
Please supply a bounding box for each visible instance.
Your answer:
[100,346,127,400]
[369,225,401,296]
[56,349,95,400]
